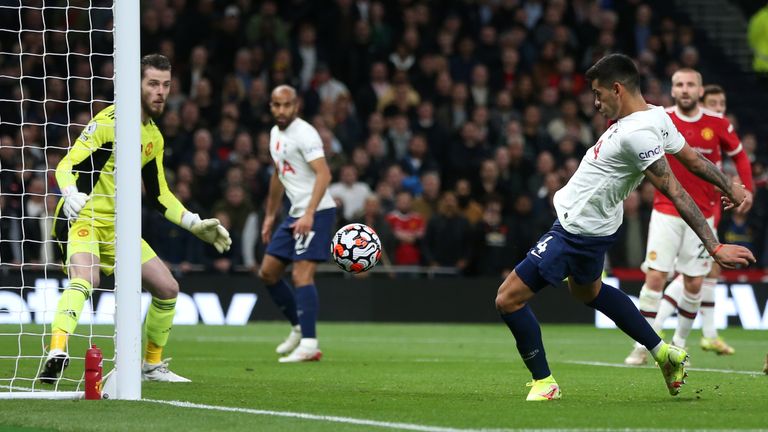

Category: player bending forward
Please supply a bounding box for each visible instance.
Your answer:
[257,85,336,362]
[41,54,231,384]
[494,54,754,401]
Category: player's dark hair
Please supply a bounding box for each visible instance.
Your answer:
[141,54,172,78]
[585,54,640,92]
[702,84,725,101]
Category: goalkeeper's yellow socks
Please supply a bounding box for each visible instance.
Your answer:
[51,278,93,337]
[50,330,68,352]
[145,341,163,364]
[144,297,176,364]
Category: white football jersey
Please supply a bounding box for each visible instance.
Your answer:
[553,106,685,236]
[269,118,336,217]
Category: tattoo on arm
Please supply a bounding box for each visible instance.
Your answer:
[687,151,735,199]
[645,157,719,252]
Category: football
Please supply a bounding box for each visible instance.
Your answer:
[331,223,382,273]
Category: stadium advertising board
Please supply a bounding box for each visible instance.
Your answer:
[0,273,766,329]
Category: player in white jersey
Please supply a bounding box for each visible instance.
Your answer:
[494,54,754,401]
[627,83,753,366]
[258,85,336,363]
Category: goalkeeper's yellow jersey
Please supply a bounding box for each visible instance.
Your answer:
[53,105,188,233]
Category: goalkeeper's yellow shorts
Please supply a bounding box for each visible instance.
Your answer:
[59,219,156,276]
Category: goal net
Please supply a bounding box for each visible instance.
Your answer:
[0,0,141,400]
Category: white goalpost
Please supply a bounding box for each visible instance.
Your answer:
[0,0,141,400]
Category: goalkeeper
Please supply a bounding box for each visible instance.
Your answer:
[40,54,231,383]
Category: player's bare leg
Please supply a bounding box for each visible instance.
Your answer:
[625,269,667,365]
[141,257,189,382]
[259,255,302,355]
[279,260,322,362]
[41,252,100,384]
[575,276,688,395]
[496,271,559,401]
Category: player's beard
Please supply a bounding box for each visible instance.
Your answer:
[275,111,297,130]
[141,97,165,120]
[676,96,697,113]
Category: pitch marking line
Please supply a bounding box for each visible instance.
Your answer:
[564,360,764,375]
[145,399,493,432]
[147,399,762,432]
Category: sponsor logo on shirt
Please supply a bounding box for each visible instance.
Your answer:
[78,122,98,142]
[638,145,661,160]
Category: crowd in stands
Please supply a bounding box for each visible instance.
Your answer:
[2,0,768,278]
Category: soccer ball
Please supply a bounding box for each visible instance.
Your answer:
[331,223,382,273]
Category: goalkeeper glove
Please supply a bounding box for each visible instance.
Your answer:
[183,213,232,253]
[61,185,90,220]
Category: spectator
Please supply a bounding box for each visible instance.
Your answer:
[205,210,239,273]
[422,191,472,273]
[313,63,350,105]
[547,98,593,147]
[292,23,325,92]
[454,178,484,225]
[385,190,425,265]
[400,134,438,182]
[471,197,515,278]
[507,194,540,263]
[20,176,52,264]
[475,159,510,208]
[329,164,373,221]
[446,122,490,183]
[357,194,396,261]
[356,61,391,121]
[212,183,255,237]
[412,171,441,221]
[146,181,205,273]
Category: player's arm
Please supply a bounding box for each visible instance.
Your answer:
[55,119,111,219]
[643,156,754,268]
[672,143,750,213]
[291,157,331,236]
[262,167,286,244]
[143,148,231,253]
[720,121,754,213]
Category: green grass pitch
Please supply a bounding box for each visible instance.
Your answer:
[0,323,766,431]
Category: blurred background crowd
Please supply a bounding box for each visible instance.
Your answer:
[2,0,768,278]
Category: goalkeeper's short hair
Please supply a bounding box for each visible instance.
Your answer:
[141,53,171,77]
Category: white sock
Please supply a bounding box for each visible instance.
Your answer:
[291,324,302,333]
[638,283,663,325]
[665,275,684,306]
[700,277,718,339]
[635,284,663,349]
[653,291,678,334]
[673,290,702,347]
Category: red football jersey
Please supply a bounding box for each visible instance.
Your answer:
[385,211,425,265]
[653,107,742,219]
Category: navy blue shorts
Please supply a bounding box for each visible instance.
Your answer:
[515,220,617,292]
[266,207,336,262]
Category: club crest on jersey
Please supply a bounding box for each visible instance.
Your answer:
[638,145,661,160]
[144,142,154,156]
[701,127,714,141]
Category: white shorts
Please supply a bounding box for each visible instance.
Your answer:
[641,209,716,277]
